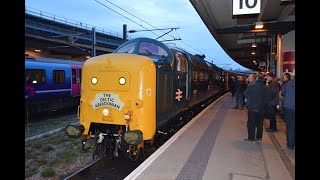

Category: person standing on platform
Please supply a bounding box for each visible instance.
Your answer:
[279,72,291,120]
[234,76,246,110]
[281,75,295,150]
[230,76,237,97]
[243,74,267,143]
[265,72,280,132]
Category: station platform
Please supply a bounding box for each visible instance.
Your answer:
[124,93,295,180]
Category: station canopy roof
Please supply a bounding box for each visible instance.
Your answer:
[190,0,295,72]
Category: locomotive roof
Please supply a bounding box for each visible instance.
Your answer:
[115,37,222,71]
[25,56,84,65]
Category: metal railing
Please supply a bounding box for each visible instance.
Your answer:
[25,19,122,47]
[25,6,130,39]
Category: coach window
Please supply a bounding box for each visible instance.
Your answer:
[138,42,168,57]
[174,51,186,72]
[53,70,65,84]
[115,42,136,53]
[26,69,46,84]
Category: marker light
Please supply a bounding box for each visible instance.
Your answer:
[119,77,126,85]
[91,77,98,85]
[103,109,109,116]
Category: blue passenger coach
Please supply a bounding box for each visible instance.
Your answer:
[25,56,83,117]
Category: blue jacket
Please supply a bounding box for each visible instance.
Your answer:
[281,79,295,110]
[243,79,267,113]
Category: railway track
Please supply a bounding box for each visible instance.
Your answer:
[25,112,78,140]
[25,106,78,123]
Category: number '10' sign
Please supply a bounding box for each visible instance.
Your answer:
[233,0,261,15]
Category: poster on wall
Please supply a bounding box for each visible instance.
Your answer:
[282,51,295,75]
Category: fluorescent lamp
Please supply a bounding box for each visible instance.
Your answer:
[252,43,257,47]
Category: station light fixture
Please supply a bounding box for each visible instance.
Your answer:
[255,21,264,29]
[252,43,257,47]
[251,52,256,55]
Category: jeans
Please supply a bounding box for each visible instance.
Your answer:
[284,107,295,148]
[247,110,264,140]
[235,92,244,108]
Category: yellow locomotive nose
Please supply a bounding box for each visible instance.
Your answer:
[79,53,156,141]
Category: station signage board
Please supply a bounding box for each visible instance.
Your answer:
[233,0,261,15]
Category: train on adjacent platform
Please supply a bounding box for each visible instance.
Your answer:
[25,56,84,120]
[64,37,248,161]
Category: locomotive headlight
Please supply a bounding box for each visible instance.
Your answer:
[102,109,109,116]
[91,77,98,85]
[119,77,126,85]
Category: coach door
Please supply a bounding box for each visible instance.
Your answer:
[71,65,81,96]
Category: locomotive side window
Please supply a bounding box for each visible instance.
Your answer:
[115,42,136,53]
[193,71,198,81]
[53,70,65,84]
[26,69,46,84]
[138,42,168,57]
[204,74,208,81]
[174,51,186,72]
[72,69,76,84]
[199,73,204,81]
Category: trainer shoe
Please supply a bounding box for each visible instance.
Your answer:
[256,139,262,143]
[244,139,256,143]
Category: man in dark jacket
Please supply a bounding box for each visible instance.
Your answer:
[243,74,267,143]
[265,72,280,132]
[230,76,237,97]
[234,76,247,110]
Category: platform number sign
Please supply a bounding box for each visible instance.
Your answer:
[233,0,260,15]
